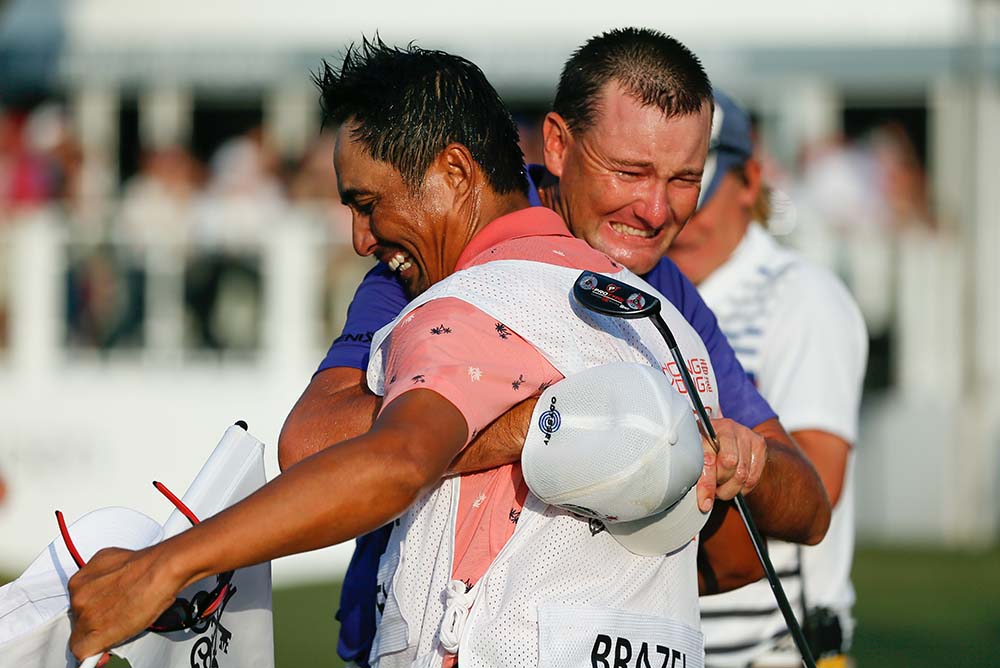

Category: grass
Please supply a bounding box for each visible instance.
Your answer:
[850,546,1000,667]
[270,547,1000,667]
[273,580,344,667]
[6,547,999,666]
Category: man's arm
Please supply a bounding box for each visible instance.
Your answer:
[694,416,830,545]
[793,430,850,507]
[697,502,764,595]
[695,418,830,594]
[69,389,468,660]
[647,258,830,542]
[278,367,382,471]
[696,433,840,595]
[742,418,830,544]
[277,261,530,474]
[278,262,408,471]
[279,367,534,474]
[446,398,535,474]
[278,367,380,470]
[756,266,867,512]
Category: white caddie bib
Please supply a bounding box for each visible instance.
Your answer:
[367,260,719,668]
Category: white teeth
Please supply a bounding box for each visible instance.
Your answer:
[388,253,406,271]
[610,222,655,238]
[399,261,412,272]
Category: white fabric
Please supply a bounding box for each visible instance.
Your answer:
[0,424,275,668]
[522,362,709,555]
[366,260,719,668]
[537,605,704,668]
[696,223,867,667]
[438,580,477,653]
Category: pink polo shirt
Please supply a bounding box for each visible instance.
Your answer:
[379,207,621,597]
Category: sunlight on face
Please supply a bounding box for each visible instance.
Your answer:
[552,83,712,275]
[333,123,450,297]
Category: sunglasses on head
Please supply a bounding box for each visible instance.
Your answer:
[56,480,235,633]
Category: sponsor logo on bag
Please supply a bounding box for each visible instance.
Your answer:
[190,585,237,668]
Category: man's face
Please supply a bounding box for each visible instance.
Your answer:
[334,122,453,298]
[544,83,712,275]
[668,161,760,285]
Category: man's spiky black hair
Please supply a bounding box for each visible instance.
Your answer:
[314,37,527,195]
[553,27,713,133]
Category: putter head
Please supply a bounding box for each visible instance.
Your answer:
[573,271,661,320]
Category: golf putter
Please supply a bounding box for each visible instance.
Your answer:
[573,271,818,668]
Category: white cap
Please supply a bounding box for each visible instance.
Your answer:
[521,362,709,556]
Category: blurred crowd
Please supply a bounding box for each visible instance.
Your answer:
[0,104,355,352]
[0,105,352,238]
[0,104,83,220]
[0,102,934,357]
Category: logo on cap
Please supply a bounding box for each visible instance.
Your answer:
[538,396,560,444]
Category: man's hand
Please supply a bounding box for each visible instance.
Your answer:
[68,546,181,660]
[69,388,470,659]
[695,418,767,512]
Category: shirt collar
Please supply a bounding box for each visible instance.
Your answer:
[456,206,571,269]
[697,222,775,298]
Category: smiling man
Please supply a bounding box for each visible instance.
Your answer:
[278,29,831,668]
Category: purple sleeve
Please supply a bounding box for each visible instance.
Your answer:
[643,257,777,429]
[316,263,410,373]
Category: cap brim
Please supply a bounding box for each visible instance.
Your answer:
[605,486,709,556]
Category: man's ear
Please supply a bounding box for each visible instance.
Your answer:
[433,142,477,204]
[542,112,573,178]
[740,159,763,208]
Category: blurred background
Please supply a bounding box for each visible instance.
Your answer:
[0,0,998,665]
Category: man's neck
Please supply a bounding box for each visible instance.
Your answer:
[478,191,532,232]
[440,191,531,280]
[682,218,754,286]
[537,182,567,222]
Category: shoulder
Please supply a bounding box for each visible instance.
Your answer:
[644,254,687,288]
[756,249,868,362]
[770,253,863,329]
[357,262,407,294]
[644,255,717,332]
[391,297,482,336]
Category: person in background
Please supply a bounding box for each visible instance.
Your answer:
[668,91,867,668]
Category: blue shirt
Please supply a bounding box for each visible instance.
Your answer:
[318,167,776,665]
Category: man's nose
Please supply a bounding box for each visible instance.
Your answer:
[633,181,671,229]
[352,220,378,257]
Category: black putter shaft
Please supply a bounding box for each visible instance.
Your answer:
[573,271,817,668]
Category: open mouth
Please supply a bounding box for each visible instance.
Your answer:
[608,222,660,240]
[386,251,414,274]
